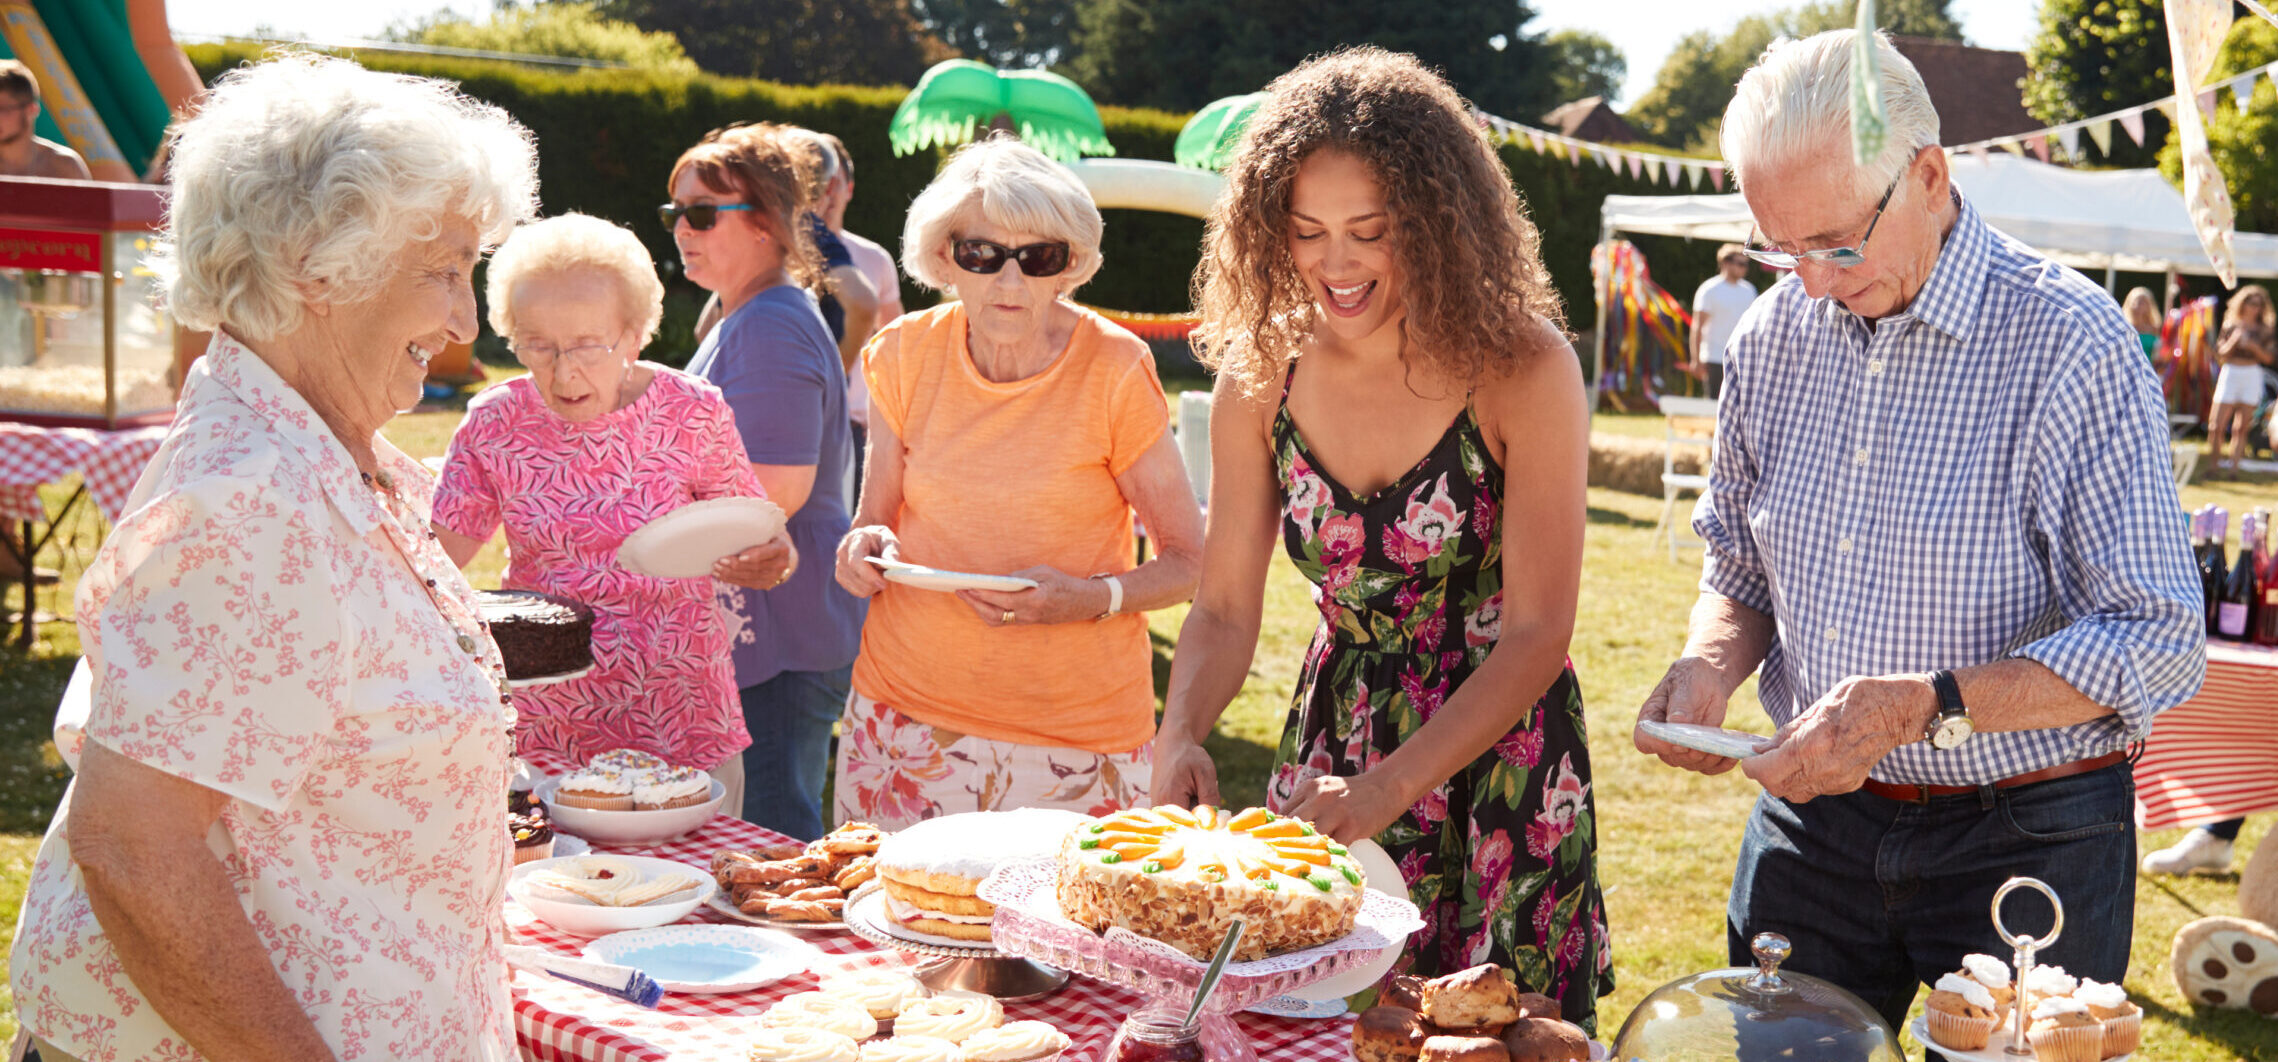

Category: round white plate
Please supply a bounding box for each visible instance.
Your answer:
[1291,838,1407,1001]
[617,497,788,579]
[865,556,1039,594]
[845,883,994,949]
[509,854,715,937]
[508,664,593,690]
[1249,994,1349,1019]
[703,891,851,932]
[1906,1016,2131,1061]
[1636,720,1776,761]
[583,923,821,993]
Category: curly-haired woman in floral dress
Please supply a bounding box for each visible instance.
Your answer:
[1152,47,1612,1031]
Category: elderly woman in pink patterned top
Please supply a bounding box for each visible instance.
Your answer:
[433,213,792,809]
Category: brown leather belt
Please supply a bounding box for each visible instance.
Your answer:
[1858,750,2129,805]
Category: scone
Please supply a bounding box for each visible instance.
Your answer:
[1503,1017,1590,1062]
[1420,964,1521,1030]
[1380,974,1428,1012]
[2026,997,2104,1062]
[1514,991,1561,1020]
[1924,973,2000,1051]
[748,1026,860,1062]
[1351,1004,1431,1062]
[958,1020,1070,1062]
[1419,1034,1508,1062]
[2073,979,2140,1058]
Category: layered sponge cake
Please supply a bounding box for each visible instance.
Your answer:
[872,808,1089,942]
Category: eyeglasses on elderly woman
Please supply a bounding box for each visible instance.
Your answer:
[513,336,622,372]
[952,238,1071,278]
[657,201,754,231]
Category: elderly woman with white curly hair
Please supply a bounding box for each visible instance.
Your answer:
[9,56,537,1062]
[831,136,1202,830]
[433,213,792,808]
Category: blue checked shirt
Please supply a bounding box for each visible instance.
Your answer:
[1695,193,2207,786]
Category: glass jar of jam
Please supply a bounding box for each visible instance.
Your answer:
[1106,1003,1205,1062]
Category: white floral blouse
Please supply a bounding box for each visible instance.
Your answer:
[9,334,517,1061]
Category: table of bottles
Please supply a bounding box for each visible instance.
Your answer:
[2140,505,2278,829]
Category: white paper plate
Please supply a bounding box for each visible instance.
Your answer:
[865,556,1039,594]
[508,664,593,690]
[583,923,822,993]
[1636,720,1777,761]
[617,497,788,579]
[509,854,715,937]
[1289,838,1407,1002]
[1906,1016,2130,1061]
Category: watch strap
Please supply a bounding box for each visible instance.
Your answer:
[1927,668,1966,733]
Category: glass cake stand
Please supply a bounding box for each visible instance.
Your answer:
[978,858,1426,1061]
[841,881,1070,1001]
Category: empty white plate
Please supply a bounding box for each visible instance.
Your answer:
[864,556,1039,594]
[1290,838,1408,1002]
[617,497,788,579]
[583,924,820,993]
[1636,720,1777,761]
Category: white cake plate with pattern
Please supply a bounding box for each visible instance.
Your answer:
[618,497,787,579]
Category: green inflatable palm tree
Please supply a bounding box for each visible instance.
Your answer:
[1175,93,1265,171]
[889,59,1115,163]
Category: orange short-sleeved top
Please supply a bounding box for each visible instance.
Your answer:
[855,302,1168,752]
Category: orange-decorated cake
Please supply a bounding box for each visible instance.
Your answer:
[1055,804,1366,961]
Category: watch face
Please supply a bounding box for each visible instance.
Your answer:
[1930,715,1974,750]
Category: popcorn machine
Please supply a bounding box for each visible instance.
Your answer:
[0,175,182,428]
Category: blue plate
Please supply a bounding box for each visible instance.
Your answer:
[583,924,821,993]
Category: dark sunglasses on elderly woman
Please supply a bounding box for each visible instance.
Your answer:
[952,239,1072,278]
[658,202,755,231]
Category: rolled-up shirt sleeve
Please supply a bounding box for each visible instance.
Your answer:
[2012,335,2206,737]
[1693,347,1775,616]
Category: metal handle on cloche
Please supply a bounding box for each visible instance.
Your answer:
[1992,876,2065,1059]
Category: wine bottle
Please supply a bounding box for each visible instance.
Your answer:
[2202,510,2229,635]
[2260,539,2278,645]
[2220,542,2258,639]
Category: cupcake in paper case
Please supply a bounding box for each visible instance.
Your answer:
[555,767,635,810]
[631,765,713,810]
[2024,963,2080,1000]
[593,747,669,774]
[2026,996,2104,1062]
[958,1020,1072,1062]
[1924,972,2001,1051]
[2073,979,2140,1058]
[1960,953,2017,1013]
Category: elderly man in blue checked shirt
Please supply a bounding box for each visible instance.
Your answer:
[1632,30,2205,1039]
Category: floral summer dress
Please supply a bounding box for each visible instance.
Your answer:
[1266,365,1614,1032]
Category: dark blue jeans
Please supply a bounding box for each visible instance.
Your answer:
[738,664,852,841]
[1728,764,2135,1047]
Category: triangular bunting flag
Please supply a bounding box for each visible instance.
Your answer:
[2056,126,2080,159]
[2028,133,2051,162]
[1647,156,1663,183]
[1568,141,1582,167]
[1527,131,1545,154]
[1709,163,1726,190]
[2087,119,2114,157]
[1625,153,1644,180]
[1666,159,1683,187]
[2121,108,2147,145]
[1999,139,2026,157]
[1968,143,1990,164]
[2197,89,2217,119]
[1686,162,1704,189]
[1592,146,1612,169]
[2157,98,2178,121]
[2235,73,2259,113]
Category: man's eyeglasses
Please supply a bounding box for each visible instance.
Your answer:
[952,239,1072,278]
[513,337,622,372]
[658,202,755,232]
[1742,171,1904,270]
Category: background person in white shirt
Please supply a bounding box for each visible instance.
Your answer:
[1689,244,1757,398]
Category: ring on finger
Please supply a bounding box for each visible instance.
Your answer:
[1000,609,1015,625]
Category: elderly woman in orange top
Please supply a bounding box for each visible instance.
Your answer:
[832,135,1203,830]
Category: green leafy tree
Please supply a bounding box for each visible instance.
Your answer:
[1543,28,1625,104]
[1625,0,1961,151]
[589,0,954,85]
[2023,0,2170,169]
[914,0,1078,68]
[391,2,699,74]
[1062,0,1557,120]
[2161,19,2278,234]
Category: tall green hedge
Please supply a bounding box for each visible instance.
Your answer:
[183,43,1721,375]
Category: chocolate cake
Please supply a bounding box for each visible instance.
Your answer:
[476,589,594,680]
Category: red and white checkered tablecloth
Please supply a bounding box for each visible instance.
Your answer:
[510,771,1355,1061]
[0,423,166,523]
[2133,639,2278,830]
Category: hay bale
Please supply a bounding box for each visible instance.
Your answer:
[1590,433,1703,497]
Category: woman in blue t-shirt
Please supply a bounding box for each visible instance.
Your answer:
[666,122,865,840]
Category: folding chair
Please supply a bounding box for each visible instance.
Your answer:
[1651,396,1719,562]
[1137,390,1216,563]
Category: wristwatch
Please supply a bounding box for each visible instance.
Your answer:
[1925,669,1974,750]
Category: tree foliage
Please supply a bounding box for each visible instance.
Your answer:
[913,0,1078,69]
[588,0,954,85]
[2161,19,2278,234]
[2022,0,2171,169]
[1061,0,1558,120]
[1543,29,1625,105]
[1625,0,1962,151]
[390,2,699,74]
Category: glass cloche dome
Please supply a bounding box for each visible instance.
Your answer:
[1608,933,1904,1062]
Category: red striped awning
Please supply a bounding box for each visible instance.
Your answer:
[2132,641,2278,830]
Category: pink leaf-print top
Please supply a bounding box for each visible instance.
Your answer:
[11,333,516,1061]
[432,367,763,768]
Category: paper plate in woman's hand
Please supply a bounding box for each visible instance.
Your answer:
[617,497,788,579]
[1636,720,1777,761]
[863,556,1039,593]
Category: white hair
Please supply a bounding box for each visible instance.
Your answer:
[486,213,666,345]
[900,136,1103,293]
[1720,30,1941,201]
[154,53,539,341]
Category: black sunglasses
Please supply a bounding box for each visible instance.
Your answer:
[658,202,755,231]
[952,239,1072,278]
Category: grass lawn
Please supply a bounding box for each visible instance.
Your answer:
[0,405,2273,1059]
